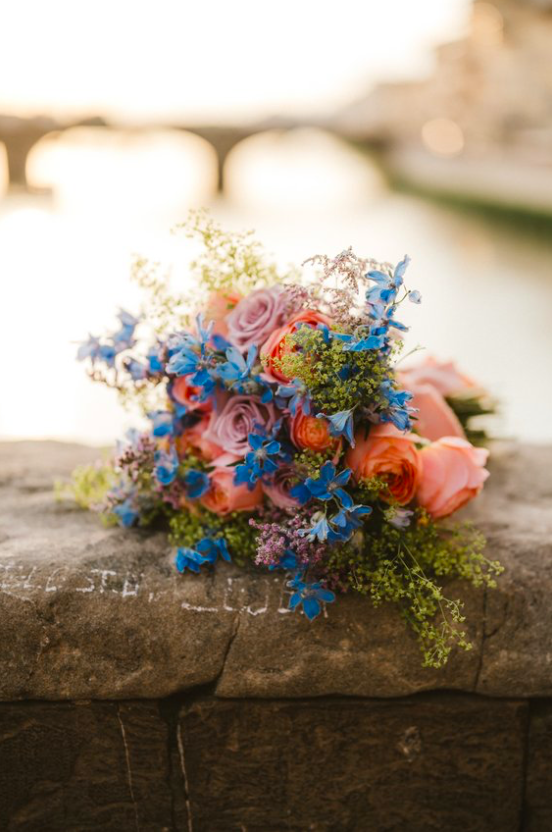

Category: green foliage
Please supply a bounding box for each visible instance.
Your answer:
[272,327,388,415]
[293,449,340,478]
[55,461,117,513]
[131,255,189,336]
[446,393,496,446]
[326,509,502,668]
[168,507,259,566]
[175,208,296,295]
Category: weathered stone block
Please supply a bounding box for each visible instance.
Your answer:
[0,700,175,831]
[1,440,552,700]
[525,701,552,831]
[179,694,527,832]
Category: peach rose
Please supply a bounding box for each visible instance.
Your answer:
[405,384,465,442]
[200,467,263,515]
[346,423,421,505]
[290,410,336,453]
[261,310,332,383]
[171,375,213,414]
[203,290,242,340]
[416,437,489,518]
[176,414,222,462]
[398,356,480,398]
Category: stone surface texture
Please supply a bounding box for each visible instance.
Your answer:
[1,440,552,700]
[1,441,552,830]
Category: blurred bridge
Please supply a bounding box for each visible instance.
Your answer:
[0,113,374,195]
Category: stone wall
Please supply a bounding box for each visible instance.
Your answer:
[1,441,551,831]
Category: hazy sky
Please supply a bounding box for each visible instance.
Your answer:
[0,0,470,122]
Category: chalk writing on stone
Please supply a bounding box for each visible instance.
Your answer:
[0,562,292,616]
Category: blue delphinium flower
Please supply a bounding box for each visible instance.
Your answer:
[147,410,176,438]
[166,316,215,395]
[330,504,372,541]
[184,469,210,499]
[336,329,386,352]
[361,256,418,352]
[304,461,353,508]
[217,344,257,386]
[175,538,230,574]
[234,432,282,490]
[289,480,311,506]
[112,309,140,347]
[175,547,211,574]
[154,447,179,486]
[268,549,298,571]
[408,290,422,304]
[218,345,273,403]
[298,511,332,542]
[288,575,336,621]
[195,537,231,565]
[98,344,117,367]
[379,381,415,432]
[323,409,355,446]
[147,343,165,373]
[276,378,312,416]
[77,334,101,362]
[112,497,139,528]
[124,358,147,380]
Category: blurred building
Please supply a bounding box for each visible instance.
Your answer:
[337,0,552,211]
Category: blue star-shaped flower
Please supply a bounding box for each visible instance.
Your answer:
[268,549,299,571]
[234,432,282,490]
[305,461,353,507]
[276,379,312,416]
[322,409,355,446]
[288,576,336,621]
[184,469,210,499]
[175,547,211,574]
[153,447,179,486]
[195,537,231,565]
[147,410,176,438]
[112,497,138,528]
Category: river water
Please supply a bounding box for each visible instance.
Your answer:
[1,128,550,444]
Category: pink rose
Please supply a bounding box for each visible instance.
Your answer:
[346,423,421,505]
[202,395,276,457]
[417,437,489,518]
[262,465,300,509]
[200,467,263,515]
[225,286,290,352]
[398,356,480,398]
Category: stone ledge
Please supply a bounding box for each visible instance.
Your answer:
[0,440,551,701]
[0,693,538,832]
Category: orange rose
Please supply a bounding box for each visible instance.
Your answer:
[176,414,223,462]
[290,410,336,453]
[417,437,489,518]
[203,290,242,340]
[171,375,212,414]
[200,467,263,515]
[261,310,332,383]
[346,423,421,505]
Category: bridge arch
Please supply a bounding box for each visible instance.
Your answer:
[26,127,220,203]
[220,126,386,208]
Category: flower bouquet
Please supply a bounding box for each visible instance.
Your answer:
[70,211,501,668]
